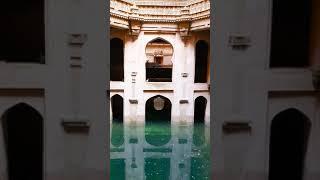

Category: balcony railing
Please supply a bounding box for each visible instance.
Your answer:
[146,62,172,82]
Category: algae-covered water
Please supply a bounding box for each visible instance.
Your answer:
[110,121,210,180]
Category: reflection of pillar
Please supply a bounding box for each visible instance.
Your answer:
[125,125,144,179]
[171,125,192,180]
[110,98,113,123]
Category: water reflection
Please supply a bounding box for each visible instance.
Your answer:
[110,121,210,180]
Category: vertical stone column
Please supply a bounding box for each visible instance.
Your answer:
[129,72,138,123]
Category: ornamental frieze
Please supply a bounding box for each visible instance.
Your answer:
[110,0,210,25]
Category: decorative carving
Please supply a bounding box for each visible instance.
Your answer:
[128,20,141,39]
[61,117,90,133]
[129,99,138,104]
[110,0,210,24]
[68,33,87,68]
[223,121,252,134]
[179,99,189,104]
[154,97,165,110]
[229,35,251,50]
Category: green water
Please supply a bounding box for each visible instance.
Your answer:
[110,122,210,180]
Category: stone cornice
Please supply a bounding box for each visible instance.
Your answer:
[109,0,210,25]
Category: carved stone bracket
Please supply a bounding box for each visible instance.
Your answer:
[179,22,191,44]
[128,20,141,40]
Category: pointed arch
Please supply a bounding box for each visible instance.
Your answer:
[194,96,207,123]
[193,96,207,146]
[195,40,209,83]
[111,94,123,123]
[270,0,311,67]
[145,38,173,82]
[145,95,172,146]
[110,38,124,81]
[269,108,311,180]
[1,102,43,180]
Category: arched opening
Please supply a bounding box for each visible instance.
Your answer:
[195,40,209,83]
[145,38,173,82]
[193,96,207,146]
[145,95,171,146]
[110,38,124,81]
[111,95,124,147]
[269,108,311,180]
[194,96,207,124]
[1,103,43,180]
[0,0,45,63]
[270,0,311,67]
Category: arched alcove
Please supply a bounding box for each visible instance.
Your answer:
[110,38,124,81]
[270,0,311,67]
[193,96,207,146]
[145,95,171,146]
[111,94,124,147]
[269,108,311,180]
[195,40,209,83]
[1,103,43,180]
[145,38,173,82]
[194,96,207,123]
[0,0,45,63]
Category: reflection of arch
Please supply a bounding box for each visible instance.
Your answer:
[269,108,311,180]
[145,38,173,82]
[145,95,172,146]
[111,94,124,147]
[110,38,124,81]
[1,102,43,180]
[195,40,209,83]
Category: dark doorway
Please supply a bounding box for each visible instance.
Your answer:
[193,96,207,146]
[195,40,209,83]
[111,94,123,123]
[145,95,171,146]
[0,0,45,63]
[270,0,311,67]
[1,103,43,180]
[194,96,207,124]
[111,95,124,147]
[110,38,124,81]
[269,108,311,180]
